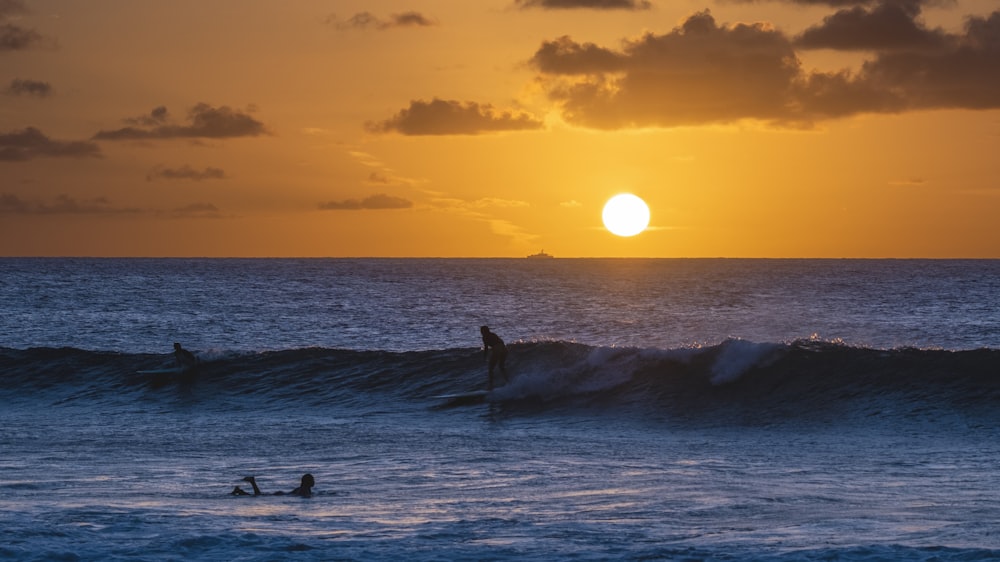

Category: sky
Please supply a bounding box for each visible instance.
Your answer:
[1,0,998,258]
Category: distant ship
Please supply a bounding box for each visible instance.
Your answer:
[526,250,554,259]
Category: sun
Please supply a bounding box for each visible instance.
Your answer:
[602,194,650,237]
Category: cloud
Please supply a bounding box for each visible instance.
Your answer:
[858,10,1000,110]
[365,171,425,188]
[531,11,804,127]
[5,78,52,97]
[515,0,652,10]
[0,127,102,162]
[328,11,437,31]
[529,9,1000,128]
[93,103,268,141]
[888,177,926,186]
[367,98,544,135]
[318,193,413,210]
[0,22,41,51]
[794,0,949,51]
[146,165,227,182]
[0,193,139,215]
[165,203,226,219]
[0,1,44,52]
[722,0,934,6]
[347,150,384,168]
[430,197,538,245]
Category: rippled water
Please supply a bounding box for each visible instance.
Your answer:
[1,258,998,561]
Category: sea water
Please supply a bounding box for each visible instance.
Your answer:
[1,258,999,561]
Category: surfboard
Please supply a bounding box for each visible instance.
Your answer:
[432,390,490,401]
[136,367,185,375]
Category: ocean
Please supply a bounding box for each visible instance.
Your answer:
[1,258,999,561]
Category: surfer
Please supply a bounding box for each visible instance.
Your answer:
[231,474,315,498]
[173,342,197,371]
[480,325,508,391]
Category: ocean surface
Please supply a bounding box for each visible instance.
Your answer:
[1,258,999,561]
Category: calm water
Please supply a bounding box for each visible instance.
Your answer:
[1,258,999,561]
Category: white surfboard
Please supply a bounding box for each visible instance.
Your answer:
[136,367,185,375]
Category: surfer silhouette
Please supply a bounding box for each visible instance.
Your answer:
[480,325,508,390]
[231,474,315,498]
[173,342,197,371]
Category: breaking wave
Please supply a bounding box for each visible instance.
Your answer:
[2,340,998,426]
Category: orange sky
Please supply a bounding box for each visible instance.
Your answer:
[1,0,998,257]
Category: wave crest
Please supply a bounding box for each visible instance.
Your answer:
[2,340,999,425]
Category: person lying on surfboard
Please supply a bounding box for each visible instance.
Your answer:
[480,325,508,391]
[173,342,198,372]
[231,474,315,498]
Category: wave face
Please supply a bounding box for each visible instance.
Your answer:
[3,340,999,427]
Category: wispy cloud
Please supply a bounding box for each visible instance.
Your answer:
[0,127,101,162]
[5,78,52,98]
[146,165,228,182]
[93,103,268,141]
[515,0,651,10]
[318,193,413,210]
[367,98,544,135]
[0,192,231,219]
[0,193,138,215]
[327,11,437,31]
[163,203,228,219]
[0,0,48,52]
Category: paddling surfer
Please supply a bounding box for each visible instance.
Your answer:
[231,474,315,498]
[480,325,508,391]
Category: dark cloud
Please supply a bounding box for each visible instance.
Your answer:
[0,127,102,162]
[0,1,44,52]
[795,0,949,51]
[859,10,1000,110]
[124,105,169,127]
[722,0,920,6]
[530,36,625,74]
[389,11,436,27]
[318,193,413,210]
[6,78,52,98]
[0,22,42,51]
[516,0,652,9]
[146,165,227,182]
[328,11,436,30]
[93,103,268,141]
[0,193,139,215]
[367,98,544,135]
[529,9,1000,128]
[532,11,803,127]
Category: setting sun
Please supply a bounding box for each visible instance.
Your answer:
[602,194,650,237]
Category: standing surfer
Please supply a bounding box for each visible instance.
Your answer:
[480,326,508,391]
[173,342,198,372]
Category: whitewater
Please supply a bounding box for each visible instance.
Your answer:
[1,258,999,561]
